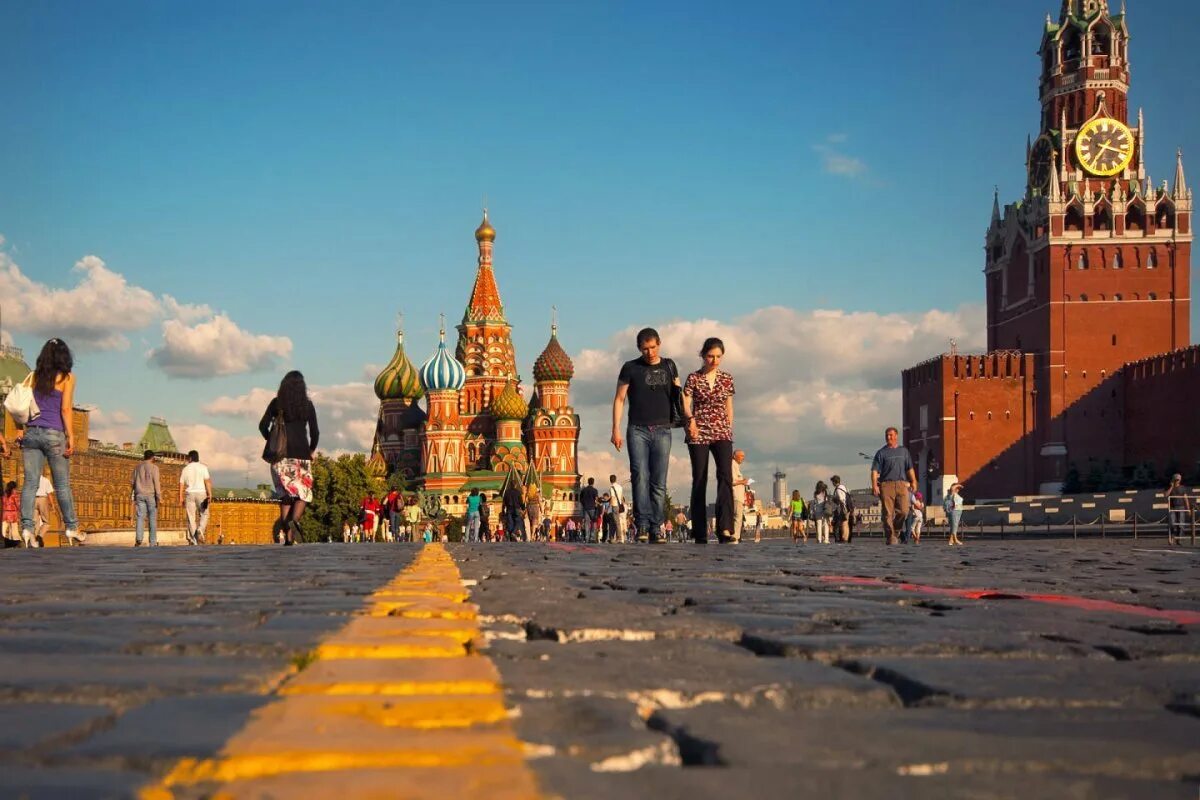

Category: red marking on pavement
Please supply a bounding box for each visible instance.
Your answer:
[820,575,1200,625]
[545,542,600,553]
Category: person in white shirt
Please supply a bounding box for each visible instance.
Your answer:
[829,475,850,542]
[178,450,213,545]
[608,474,628,543]
[730,450,750,543]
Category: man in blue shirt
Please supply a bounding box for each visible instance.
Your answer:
[870,427,917,545]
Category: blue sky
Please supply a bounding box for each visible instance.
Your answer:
[1,0,1197,487]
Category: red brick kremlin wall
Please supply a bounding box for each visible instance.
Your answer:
[1123,345,1200,475]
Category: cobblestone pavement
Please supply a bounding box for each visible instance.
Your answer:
[0,541,1197,799]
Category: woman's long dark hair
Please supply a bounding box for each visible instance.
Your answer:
[276,370,309,419]
[33,339,73,395]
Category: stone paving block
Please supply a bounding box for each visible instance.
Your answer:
[838,656,1200,710]
[644,705,1200,780]
[67,695,271,759]
[0,654,284,693]
[0,766,147,800]
[0,702,113,750]
[528,759,1194,800]
[512,694,679,769]
[486,638,898,711]
[171,764,543,800]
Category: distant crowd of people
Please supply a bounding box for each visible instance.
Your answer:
[1,334,1194,550]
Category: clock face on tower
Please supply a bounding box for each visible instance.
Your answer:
[1028,134,1055,192]
[1074,117,1134,177]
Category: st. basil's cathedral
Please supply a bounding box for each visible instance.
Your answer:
[367,212,582,513]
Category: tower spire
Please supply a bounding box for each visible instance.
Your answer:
[991,186,1001,226]
[1049,150,1063,202]
[1174,149,1189,199]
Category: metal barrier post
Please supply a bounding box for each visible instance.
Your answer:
[1191,507,1196,547]
[1000,520,1005,540]
[1133,514,1138,540]
[1100,515,1105,538]
[1072,515,1077,540]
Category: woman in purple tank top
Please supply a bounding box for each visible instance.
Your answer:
[19,339,83,546]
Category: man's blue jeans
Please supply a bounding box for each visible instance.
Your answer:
[627,424,672,537]
[20,427,79,534]
[135,494,158,546]
[466,511,480,542]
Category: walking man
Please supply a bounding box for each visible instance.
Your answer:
[731,450,749,543]
[608,474,627,543]
[612,327,680,543]
[179,450,213,545]
[579,477,600,542]
[465,489,482,543]
[829,474,850,542]
[132,450,162,547]
[870,427,916,545]
[1166,473,1191,546]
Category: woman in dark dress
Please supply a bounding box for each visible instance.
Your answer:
[258,371,319,546]
[682,337,737,544]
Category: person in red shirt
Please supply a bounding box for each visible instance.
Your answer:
[361,493,381,542]
[3,480,20,547]
[383,488,401,542]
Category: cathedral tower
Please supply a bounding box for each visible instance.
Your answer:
[526,320,580,491]
[419,325,468,490]
[372,323,426,479]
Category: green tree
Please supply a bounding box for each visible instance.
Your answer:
[296,453,374,542]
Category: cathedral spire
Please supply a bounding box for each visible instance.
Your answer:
[991,187,1001,227]
[1174,149,1189,200]
[1049,150,1063,202]
[464,211,505,323]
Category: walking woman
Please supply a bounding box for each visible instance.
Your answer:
[258,371,319,546]
[812,481,830,544]
[944,482,965,546]
[789,490,807,543]
[20,339,83,546]
[682,337,737,544]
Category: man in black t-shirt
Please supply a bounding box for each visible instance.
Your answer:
[578,477,600,542]
[611,327,679,543]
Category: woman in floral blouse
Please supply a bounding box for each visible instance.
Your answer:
[682,337,737,544]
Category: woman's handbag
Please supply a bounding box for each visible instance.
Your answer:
[666,359,686,428]
[3,374,41,426]
[262,407,288,463]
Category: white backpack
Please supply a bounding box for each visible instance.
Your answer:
[3,374,40,426]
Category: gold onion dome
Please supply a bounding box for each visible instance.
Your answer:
[490,379,528,420]
[374,330,423,401]
[533,325,574,383]
[475,210,496,242]
[367,448,388,478]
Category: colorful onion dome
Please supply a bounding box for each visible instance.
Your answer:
[532,324,574,382]
[367,447,388,478]
[374,329,423,401]
[475,209,496,242]
[490,379,528,420]
[420,327,466,392]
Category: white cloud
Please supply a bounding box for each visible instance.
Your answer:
[83,406,138,446]
[0,243,290,377]
[814,134,868,179]
[147,315,293,379]
[0,253,161,350]
[169,423,266,482]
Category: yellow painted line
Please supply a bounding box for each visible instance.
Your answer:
[140,544,543,799]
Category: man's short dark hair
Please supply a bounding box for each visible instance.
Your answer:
[885,426,899,437]
[831,475,841,485]
[587,477,595,486]
[188,450,200,462]
[143,450,155,460]
[609,474,617,483]
[636,328,660,348]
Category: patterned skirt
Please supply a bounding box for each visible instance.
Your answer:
[271,459,314,503]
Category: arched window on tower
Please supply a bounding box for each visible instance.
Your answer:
[1063,28,1082,63]
[1065,205,1085,232]
[1077,251,1089,270]
[1147,248,1158,269]
[1112,251,1123,269]
[1093,204,1111,231]
[1157,203,1176,230]
[1126,203,1145,232]
[1092,25,1111,56]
